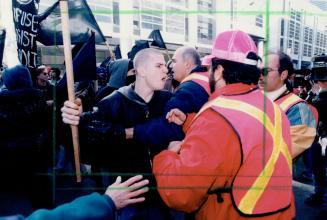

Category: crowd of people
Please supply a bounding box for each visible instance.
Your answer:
[0,30,326,220]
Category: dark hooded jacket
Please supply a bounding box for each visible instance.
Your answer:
[94,59,134,103]
[0,66,49,191]
[79,84,172,205]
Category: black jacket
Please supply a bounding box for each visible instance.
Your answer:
[0,88,49,190]
[79,84,172,201]
[134,66,209,147]
[312,90,327,137]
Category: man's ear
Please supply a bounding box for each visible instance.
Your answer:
[184,58,192,71]
[136,66,146,77]
[280,70,288,81]
[214,65,224,81]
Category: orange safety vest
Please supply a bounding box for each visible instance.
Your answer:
[180,71,211,95]
[275,92,318,124]
[197,89,293,216]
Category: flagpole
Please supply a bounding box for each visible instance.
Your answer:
[105,41,116,60]
[59,0,81,182]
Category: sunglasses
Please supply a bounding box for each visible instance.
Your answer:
[260,67,279,76]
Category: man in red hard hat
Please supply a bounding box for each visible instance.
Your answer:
[153,30,295,219]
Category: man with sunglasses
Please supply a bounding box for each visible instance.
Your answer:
[259,51,317,159]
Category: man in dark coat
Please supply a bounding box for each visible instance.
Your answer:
[125,47,210,148]
[0,65,52,211]
[61,48,173,220]
[304,55,327,219]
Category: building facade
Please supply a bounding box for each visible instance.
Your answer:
[37,0,327,69]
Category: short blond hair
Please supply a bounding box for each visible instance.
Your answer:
[133,48,163,70]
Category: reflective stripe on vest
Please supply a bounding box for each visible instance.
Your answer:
[181,72,211,95]
[276,93,303,112]
[196,90,292,216]
[276,93,319,124]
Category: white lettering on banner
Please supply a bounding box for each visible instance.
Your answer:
[18,49,37,68]
[12,5,38,67]
[15,28,36,49]
[12,7,37,33]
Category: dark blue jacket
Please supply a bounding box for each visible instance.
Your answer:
[134,66,209,147]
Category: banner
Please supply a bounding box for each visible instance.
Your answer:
[148,29,167,49]
[114,45,122,60]
[12,0,38,68]
[127,40,149,60]
[57,32,97,90]
[37,0,105,46]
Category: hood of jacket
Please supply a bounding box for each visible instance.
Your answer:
[107,59,131,89]
[116,84,148,107]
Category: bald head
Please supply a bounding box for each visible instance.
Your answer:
[177,46,201,66]
[172,46,201,82]
[133,48,164,70]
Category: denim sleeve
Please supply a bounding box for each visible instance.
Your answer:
[287,102,316,128]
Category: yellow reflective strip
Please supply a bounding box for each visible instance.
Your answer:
[279,94,301,111]
[181,73,209,84]
[238,104,286,213]
[207,98,291,214]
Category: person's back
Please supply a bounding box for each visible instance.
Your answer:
[153,30,295,220]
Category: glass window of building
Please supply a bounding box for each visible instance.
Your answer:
[167,0,186,7]
[198,0,214,10]
[197,15,215,44]
[185,16,189,41]
[288,39,293,49]
[113,1,120,32]
[166,7,185,35]
[294,41,299,55]
[133,0,141,35]
[296,11,301,22]
[255,15,263,28]
[141,0,163,31]
[289,20,295,38]
[280,19,284,36]
[89,0,113,24]
[295,23,300,40]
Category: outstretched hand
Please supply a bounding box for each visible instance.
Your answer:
[166,108,186,125]
[105,175,149,210]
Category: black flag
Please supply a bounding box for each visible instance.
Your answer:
[0,29,6,68]
[12,0,38,68]
[57,32,97,89]
[148,29,167,49]
[37,0,105,45]
[114,45,122,60]
[127,40,149,60]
